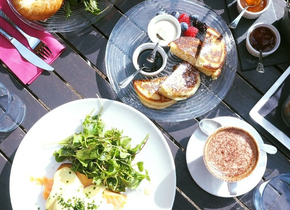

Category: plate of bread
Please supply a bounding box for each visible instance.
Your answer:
[106,0,238,122]
[7,0,115,32]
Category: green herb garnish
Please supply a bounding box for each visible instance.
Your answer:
[57,196,99,210]
[64,0,101,19]
[53,110,150,193]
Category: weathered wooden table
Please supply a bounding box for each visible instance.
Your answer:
[1,0,290,209]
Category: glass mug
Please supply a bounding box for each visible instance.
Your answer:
[253,173,290,209]
[0,82,26,132]
[281,0,290,43]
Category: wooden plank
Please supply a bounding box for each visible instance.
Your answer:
[238,66,281,94]
[115,0,144,13]
[0,153,12,210]
[0,128,25,161]
[52,35,118,100]
[172,190,199,210]
[94,7,123,37]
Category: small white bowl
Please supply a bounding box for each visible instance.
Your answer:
[147,13,181,47]
[237,0,272,19]
[132,43,167,77]
[246,22,280,57]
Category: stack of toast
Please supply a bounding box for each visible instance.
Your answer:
[133,26,226,109]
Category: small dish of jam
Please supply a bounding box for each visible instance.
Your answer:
[237,0,271,19]
[246,22,280,57]
[132,42,167,77]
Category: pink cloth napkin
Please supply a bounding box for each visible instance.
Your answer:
[0,0,65,84]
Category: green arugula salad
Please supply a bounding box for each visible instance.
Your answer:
[64,0,102,18]
[53,109,150,193]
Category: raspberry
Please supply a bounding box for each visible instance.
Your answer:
[183,26,199,37]
[178,13,190,26]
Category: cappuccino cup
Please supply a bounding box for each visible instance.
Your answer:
[203,126,260,194]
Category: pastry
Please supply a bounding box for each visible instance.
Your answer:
[11,0,64,21]
[195,27,226,79]
[133,77,176,109]
[158,62,200,100]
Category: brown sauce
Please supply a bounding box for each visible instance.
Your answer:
[249,26,276,52]
[240,0,267,12]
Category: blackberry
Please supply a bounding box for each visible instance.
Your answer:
[190,15,207,33]
[197,21,207,32]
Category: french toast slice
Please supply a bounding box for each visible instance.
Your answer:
[169,27,226,80]
[133,77,176,109]
[169,37,201,65]
[195,27,226,79]
[158,62,201,100]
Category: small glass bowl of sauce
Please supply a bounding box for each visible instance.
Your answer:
[132,43,167,77]
[246,23,280,57]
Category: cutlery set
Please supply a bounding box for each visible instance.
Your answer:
[0,9,54,71]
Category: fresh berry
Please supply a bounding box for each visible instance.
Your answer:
[180,22,188,32]
[190,15,207,33]
[171,11,180,19]
[190,14,199,24]
[178,13,190,26]
[183,26,199,37]
[156,10,166,16]
[197,21,207,32]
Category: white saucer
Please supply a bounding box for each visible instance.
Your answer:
[186,116,267,197]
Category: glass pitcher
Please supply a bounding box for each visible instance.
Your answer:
[281,0,290,43]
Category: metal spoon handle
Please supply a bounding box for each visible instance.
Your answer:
[256,50,265,73]
[147,42,160,63]
[118,66,146,89]
[228,6,249,29]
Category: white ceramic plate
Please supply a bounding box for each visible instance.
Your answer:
[186,116,267,197]
[10,98,176,210]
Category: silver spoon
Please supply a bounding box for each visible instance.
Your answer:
[229,0,261,29]
[199,119,277,154]
[147,33,164,63]
[118,65,148,89]
[256,50,265,73]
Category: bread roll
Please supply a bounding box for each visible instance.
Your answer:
[11,0,64,21]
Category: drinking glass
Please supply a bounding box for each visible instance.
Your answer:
[253,173,290,209]
[281,0,290,43]
[0,82,26,132]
